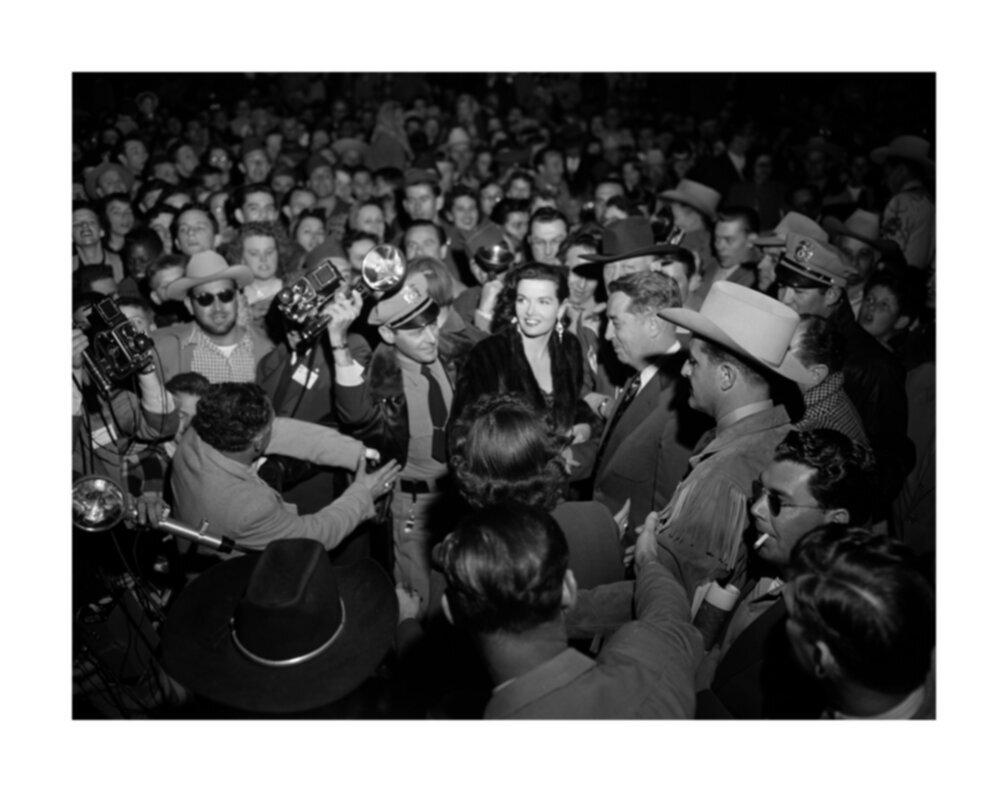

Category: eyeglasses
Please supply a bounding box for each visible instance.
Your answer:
[194,289,236,307]
[751,480,823,518]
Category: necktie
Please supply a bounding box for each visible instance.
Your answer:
[594,373,642,468]
[421,364,448,463]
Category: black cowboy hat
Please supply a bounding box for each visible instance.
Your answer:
[573,217,683,278]
[161,539,396,714]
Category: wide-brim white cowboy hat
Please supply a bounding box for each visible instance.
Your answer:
[164,251,255,301]
[658,281,814,385]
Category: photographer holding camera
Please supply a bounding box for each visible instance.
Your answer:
[72,305,178,517]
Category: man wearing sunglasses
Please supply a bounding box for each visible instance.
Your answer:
[154,251,273,384]
[694,428,875,718]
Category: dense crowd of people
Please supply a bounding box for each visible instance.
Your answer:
[71,73,935,719]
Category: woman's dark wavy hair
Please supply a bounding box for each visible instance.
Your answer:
[449,392,568,512]
[191,383,273,452]
[491,260,569,334]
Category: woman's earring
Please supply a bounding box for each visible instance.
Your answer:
[556,319,564,340]
[510,315,518,325]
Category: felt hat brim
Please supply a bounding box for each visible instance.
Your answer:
[573,243,682,277]
[164,265,256,301]
[161,557,396,714]
[659,305,814,385]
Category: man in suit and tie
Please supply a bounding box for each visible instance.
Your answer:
[591,272,693,530]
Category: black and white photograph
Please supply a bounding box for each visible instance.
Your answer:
[10,4,1002,789]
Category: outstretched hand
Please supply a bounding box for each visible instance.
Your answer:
[355,453,401,500]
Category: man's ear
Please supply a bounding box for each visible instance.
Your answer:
[718,362,738,391]
[806,362,829,387]
[377,325,396,345]
[435,194,444,213]
[813,640,840,679]
[560,568,578,612]
[235,208,246,225]
[825,285,843,308]
[745,231,758,249]
[440,593,454,626]
[823,507,850,525]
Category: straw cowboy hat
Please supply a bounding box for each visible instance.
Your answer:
[161,539,396,714]
[164,250,255,301]
[658,281,813,384]
[573,216,682,277]
[657,178,722,221]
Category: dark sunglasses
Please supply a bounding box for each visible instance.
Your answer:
[751,480,822,518]
[194,289,236,307]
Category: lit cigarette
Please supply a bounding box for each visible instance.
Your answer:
[753,533,770,549]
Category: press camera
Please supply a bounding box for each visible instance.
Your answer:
[80,297,154,393]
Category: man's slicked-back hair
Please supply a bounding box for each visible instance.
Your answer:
[608,270,681,313]
[774,429,876,526]
[788,525,935,696]
[794,314,846,372]
[433,503,570,635]
[191,383,273,453]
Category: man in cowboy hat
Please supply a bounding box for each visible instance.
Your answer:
[328,274,456,610]
[435,503,702,718]
[822,209,902,316]
[872,135,935,271]
[152,251,274,384]
[648,281,813,596]
[657,177,722,285]
[572,216,679,290]
[775,232,910,511]
[161,537,412,715]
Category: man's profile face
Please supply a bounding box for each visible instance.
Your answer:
[602,255,654,288]
[837,236,878,285]
[593,182,624,222]
[175,209,215,256]
[661,261,691,302]
[189,278,238,338]
[121,140,148,174]
[172,392,202,439]
[404,224,444,262]
[404,183,438,221]
[750,460,829,567]
[242,149,271,184]
[529,219,567,265]
[680,338,720,416]
[714,218,753,269]
[393,321,440,364]
[604,292,652,370]
[241,190,277,223]
[778,283,830,317]
[309,166,335,199]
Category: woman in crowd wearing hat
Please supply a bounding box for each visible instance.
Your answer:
[450,393,625,589]
[452,262,597,470]
[657,177,721,281]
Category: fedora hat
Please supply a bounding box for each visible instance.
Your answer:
[161,539,396,714]
[84,162,135,200]
[573,216,682,277]
[870,135,934,177]
[164,250,255,301]
[754,211,828,247]
[659,281,812,384]
[657,178,722,221]
[821,209,903,257]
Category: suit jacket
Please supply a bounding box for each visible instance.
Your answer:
[592,351,692,529]
[696,596,825,719]
[483,561,702,719]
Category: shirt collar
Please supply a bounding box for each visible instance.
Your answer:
[717,399,773,430]
[639,341,682,390]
